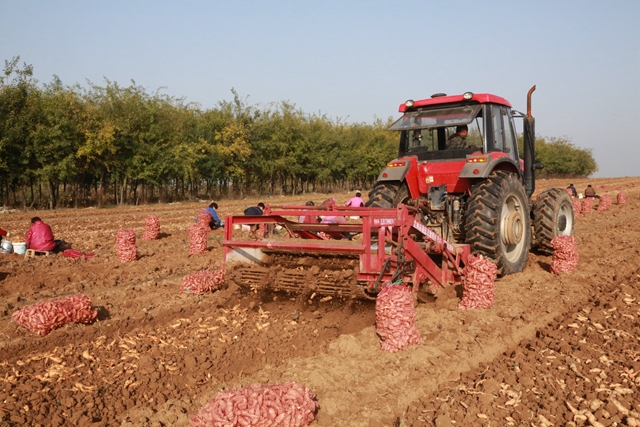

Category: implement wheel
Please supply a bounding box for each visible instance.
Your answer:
[464,171,531,276]
[365,182,410,208]
[533,188,575,254]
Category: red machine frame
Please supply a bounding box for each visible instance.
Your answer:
[222,201,470,298]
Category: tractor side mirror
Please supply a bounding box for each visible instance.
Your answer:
[534,163,545,170]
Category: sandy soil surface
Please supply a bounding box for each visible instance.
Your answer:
[0,177,638,427]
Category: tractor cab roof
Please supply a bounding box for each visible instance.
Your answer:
[388,104,482,131]
[398,92,511,113]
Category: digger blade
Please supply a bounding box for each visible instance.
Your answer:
[227,264,364,299]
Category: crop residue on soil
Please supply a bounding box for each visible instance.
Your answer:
[0,178,638,426]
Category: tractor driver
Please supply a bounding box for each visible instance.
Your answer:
[412,129,423,147]
[446,125,469,149]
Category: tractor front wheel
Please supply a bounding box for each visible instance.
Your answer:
[365,182,410,208]
[464,171,531,276]
[533,188,575,254]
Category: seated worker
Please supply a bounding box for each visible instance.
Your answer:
[320,198,351,240]
[299,201,320,224]
[0,227,10,253]
[25,217,62,252]
[446,125,469,149]
[197,202,224,229]
[319,198,346,224]
[584,184,600,199]
[412,130,423,147]
[0,227,10,242]
[567,183,578,197]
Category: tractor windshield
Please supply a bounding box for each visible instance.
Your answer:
[395,104,485,160]
[388,104,481,131]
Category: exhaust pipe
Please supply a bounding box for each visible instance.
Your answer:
[523,85,536,197]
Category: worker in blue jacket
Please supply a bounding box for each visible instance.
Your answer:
[197,202,224,229]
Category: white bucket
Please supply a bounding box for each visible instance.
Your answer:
[1,240,12,254]
[12,242,26,255]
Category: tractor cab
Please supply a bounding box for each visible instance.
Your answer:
[389,93,520,165]
[367,87,574,277]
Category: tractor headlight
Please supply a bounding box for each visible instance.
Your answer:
[463,92,474,100]
[405,100,414,107]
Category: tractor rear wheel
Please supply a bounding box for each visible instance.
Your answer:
[533,188,574,254]
[464,171,531,276]
[365,182,410,208]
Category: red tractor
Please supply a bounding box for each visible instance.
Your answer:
[366,86,574,275]
[221,86,573,300]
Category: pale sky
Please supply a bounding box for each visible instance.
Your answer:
[1,0,639,178]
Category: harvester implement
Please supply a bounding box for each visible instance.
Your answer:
[222,201,470,300]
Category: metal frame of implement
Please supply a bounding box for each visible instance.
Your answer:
[222,201,470,298]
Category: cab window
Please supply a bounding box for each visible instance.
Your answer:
[409,128,437,150]
[491,104,504,151]
[502,107,518,159]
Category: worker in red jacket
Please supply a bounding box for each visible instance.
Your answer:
[0,227,10,253]
[25,217,61,252]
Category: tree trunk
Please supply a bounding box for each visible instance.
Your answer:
[119,176,127,206]
[48,179,56,209]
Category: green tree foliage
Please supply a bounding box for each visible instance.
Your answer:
[28,78,88,207]
[0,58,598,208]
[518,135,598,177]
[0,57,37,205]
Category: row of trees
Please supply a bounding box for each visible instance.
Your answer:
[528,136,598,178]
[0,57,597,209]
[0,57,398,208]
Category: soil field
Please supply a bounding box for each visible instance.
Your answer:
[0,177,638,427]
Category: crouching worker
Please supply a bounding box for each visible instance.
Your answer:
[345,191,364,208]
[584,184,601,199]
[243,202,266,238]
[243,202,265,216]
[25,217,62,253]
[197,202,224,230]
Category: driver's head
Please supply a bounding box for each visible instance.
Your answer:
[456,125,468,137]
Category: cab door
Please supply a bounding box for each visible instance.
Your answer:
[489,104,519,162]
[502,106,519,162]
